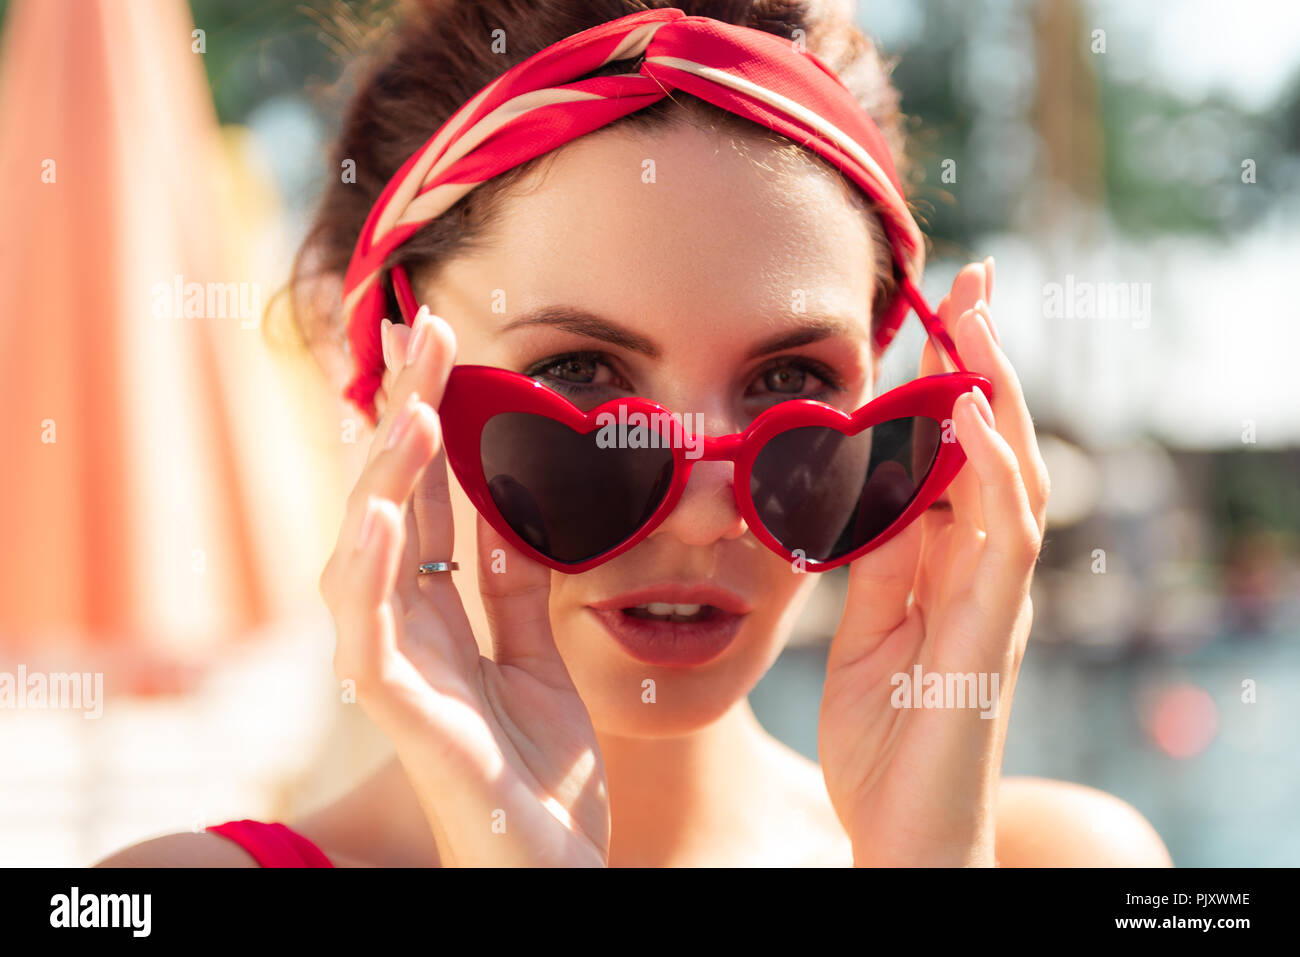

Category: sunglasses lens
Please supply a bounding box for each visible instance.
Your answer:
[750,416,942,563]
[480,412,675,564]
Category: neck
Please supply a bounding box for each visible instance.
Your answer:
[364,699,788,867]
[597,700,779,867]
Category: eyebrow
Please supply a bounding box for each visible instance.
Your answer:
[498,306,661,358]
[742,317,860,360]
[497,306,861,359]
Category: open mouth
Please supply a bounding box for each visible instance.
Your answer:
[586,589,750,668]
[622,602,719,623]
[587,606,745,667]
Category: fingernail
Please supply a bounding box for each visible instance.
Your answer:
[430,312,455,353]
[357,497,379,553]
[971,385,994,427]
[380,318,393,370]
[405,305,431,368]
[983,256,995,302]
[385,390,421,450]
[973,300,1000,345]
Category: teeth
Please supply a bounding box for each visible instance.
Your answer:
[639,602,703,617]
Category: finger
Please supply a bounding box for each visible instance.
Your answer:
[916,262,990,534]
[402,312,462,606]
[827,512,924,671]
[340,390,440,556]
[952,388,1041,617]
[327,496,404,686]
[368,306,453,467]
[953,301,1051,538]
[385,319,413,371]
[410,430,476,642]
[337,388,441,610]
[326,498,478,768]
[371,305,457,557]
[340,332,476,670]
[475,513,569,682]
[330,392,481,676]
[913,510,957,621]
[919,325,982,533]
[373,307,468,619]
[934,261,989,356]
[372,318,413,420]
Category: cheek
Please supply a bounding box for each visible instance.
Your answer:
[752,556,823,663]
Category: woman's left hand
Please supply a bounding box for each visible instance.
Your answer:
[818,259,1052,866]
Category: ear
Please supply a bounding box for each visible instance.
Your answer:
[310,332,357,406]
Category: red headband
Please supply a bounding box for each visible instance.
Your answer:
[341,6,927,424]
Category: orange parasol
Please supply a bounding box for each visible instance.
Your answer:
[0,0,349,692]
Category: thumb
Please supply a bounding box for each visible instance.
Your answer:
[826,512,923,672]
[475,512,566,678]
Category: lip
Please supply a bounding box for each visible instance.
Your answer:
[586,582,753,668]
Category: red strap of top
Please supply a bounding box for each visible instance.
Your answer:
[206,820,335,868]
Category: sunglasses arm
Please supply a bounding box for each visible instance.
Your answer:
[390,263,420,324]
[899,275,970,374]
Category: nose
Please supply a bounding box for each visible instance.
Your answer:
[651,457,748,547]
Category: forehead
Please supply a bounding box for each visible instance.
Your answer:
[461,121,878,329]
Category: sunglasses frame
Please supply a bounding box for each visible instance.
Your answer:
[388,263,994,574]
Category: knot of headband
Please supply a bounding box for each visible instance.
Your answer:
[341,6,927,423]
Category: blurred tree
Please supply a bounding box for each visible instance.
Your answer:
[855,0,1300,253]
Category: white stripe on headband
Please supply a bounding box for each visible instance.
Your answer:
[604,18,672,63]
[395,87,609,229]
[372,71,513,240]
[372,19,671,242]
[343,87,614,319]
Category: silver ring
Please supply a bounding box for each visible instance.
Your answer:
[417,561,459,575]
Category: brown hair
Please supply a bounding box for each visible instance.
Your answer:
[286,0,912,373]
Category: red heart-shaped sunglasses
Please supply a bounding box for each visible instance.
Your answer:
[389,264,992,573]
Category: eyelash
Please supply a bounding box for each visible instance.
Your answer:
[523,351,631,396]
[522,350,843,402]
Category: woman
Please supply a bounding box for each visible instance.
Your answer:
[99,0,1171,867]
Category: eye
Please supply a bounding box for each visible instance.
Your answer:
[524,351,630,395]
[763,365,808,393]
[746,357,839,402]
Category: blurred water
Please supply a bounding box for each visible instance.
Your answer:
[750,615,1300,866]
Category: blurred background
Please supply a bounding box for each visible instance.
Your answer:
[1,0,1296,866]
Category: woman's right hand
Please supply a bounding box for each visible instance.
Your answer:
[318,306,609,867]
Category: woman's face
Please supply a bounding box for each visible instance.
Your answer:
[419,120,881,737]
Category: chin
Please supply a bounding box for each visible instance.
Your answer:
[551,603,792,738]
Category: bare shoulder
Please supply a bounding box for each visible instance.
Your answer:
[94,831,262,868]
[995,776,1173,867]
